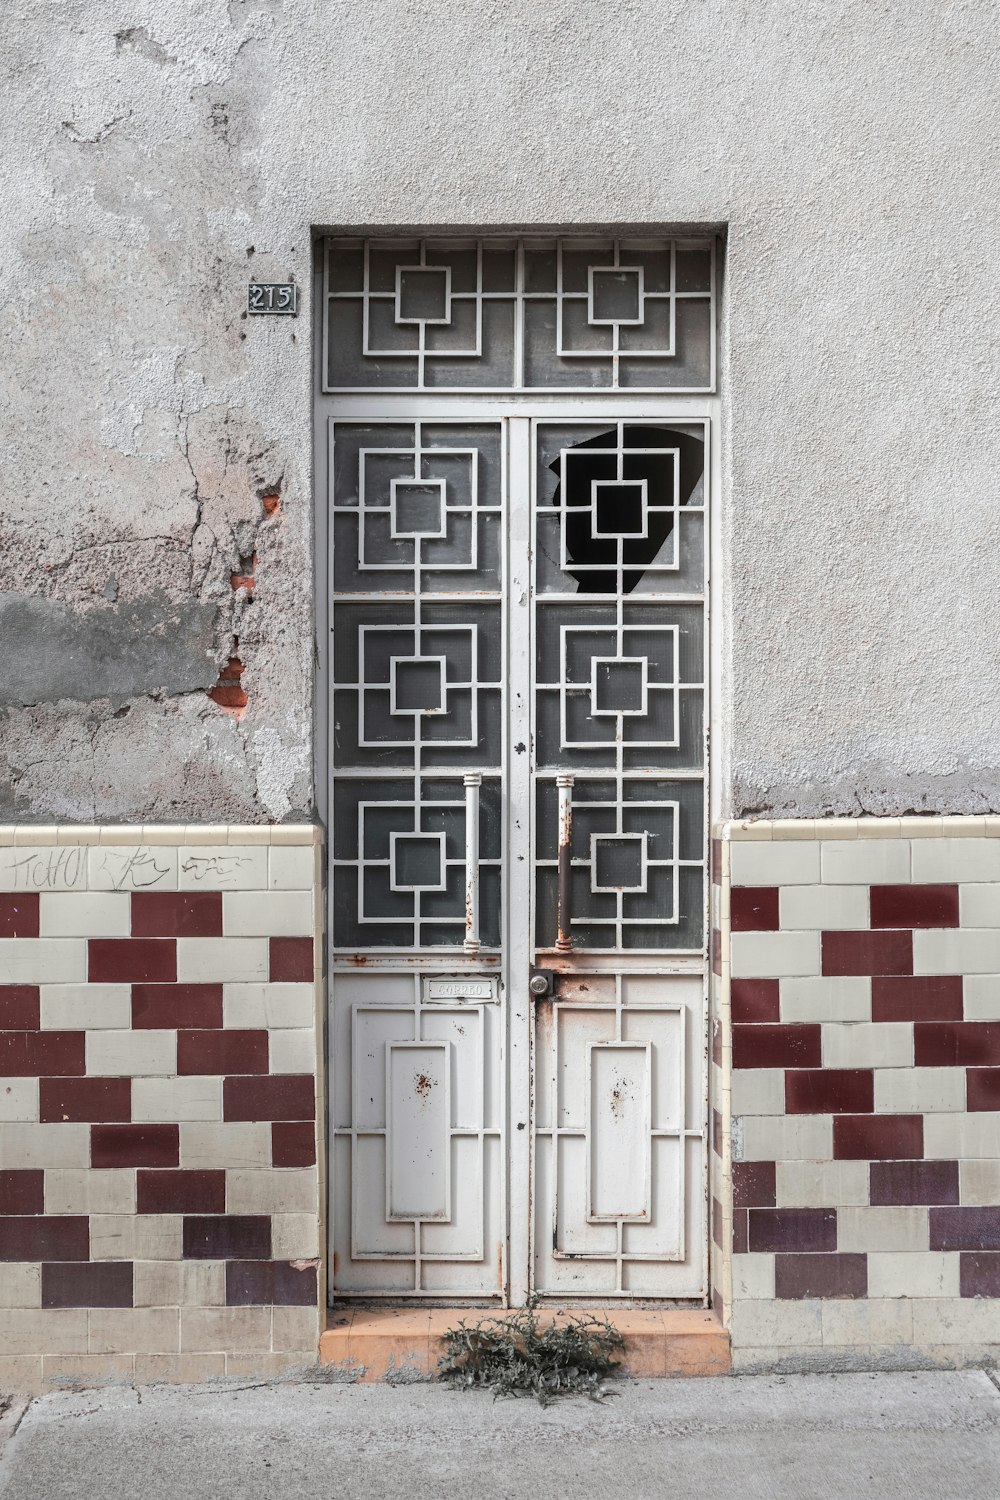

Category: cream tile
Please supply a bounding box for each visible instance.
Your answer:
[780,976,871,1023]
[180,1307,271,1353]
[89,1308,179,1354]
[39,893,130,938]
[912,839,1000,882]
[223,984,316,1029]
[774,1160,869,1208]
[88,847,178,891]
[821,1022,912,1069]
[40,984,131,1030]
[925,1113,1000,1158]
[874,1067,965,1113]
[730,931,820,979]
[779,884,868,931]
[176,938,269,983]
[132,1077,222,1123]
[0,1123,88,1167]
[838,1206,929,1253]
[179,1122,271,1169]
[0,1078,38,1122]
[731,1069,785,1117]
[0,847,87,891]
[177,847,268,891]
[820,840,909,884]
[960,1160,1000,1206]
[226,1168,318,1215]
[89,1214,182,1261]
[914,928,1000,974]
[86,1030,176,1077]
[223,891,314,938]
[268,847,317,891]
[729,842,820,886]
[820,1299,913,1345]
[868,1253,960,1299]
[45,1169,135,1215]
[732,1254,774,1300]
[737,1114,833,1162]
[269,1030,319,1074]
[0,939,86,984]
[0,1263,41,1309]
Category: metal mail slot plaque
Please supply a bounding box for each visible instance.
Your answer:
[422,975,499,1004]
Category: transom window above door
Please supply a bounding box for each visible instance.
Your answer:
[322,236,716,392]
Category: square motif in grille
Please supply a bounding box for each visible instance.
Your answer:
[560,625,679,751]
[356,624,481,748]
[357,446,479,571]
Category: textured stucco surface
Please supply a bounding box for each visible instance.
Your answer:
[1,0,998,820]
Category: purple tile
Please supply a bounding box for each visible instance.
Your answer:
[775,1253,867,1299]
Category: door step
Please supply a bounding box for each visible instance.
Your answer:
[319,1307,730,1383]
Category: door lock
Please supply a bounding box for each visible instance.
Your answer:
[529,968,554,997]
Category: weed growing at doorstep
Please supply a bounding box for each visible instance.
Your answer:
[437,1297,625,1405]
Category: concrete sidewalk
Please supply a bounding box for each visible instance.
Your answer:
[1,1371,998,1500]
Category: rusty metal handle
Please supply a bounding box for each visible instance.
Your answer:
[555,773,574,952]
[463,773,481,955]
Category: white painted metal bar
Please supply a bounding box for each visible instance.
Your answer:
[463,772,482,955]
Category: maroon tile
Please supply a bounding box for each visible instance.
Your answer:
[269,937,313,983]
[177,1030,269,1076]
[0,987,40,1029]
[732,1209,748,1254]
[0,1170,44,1215]
[733,1024,821,1070]
[960,1253,1000,1297]
[91,1123,179,1168]
[712,1106,723,1158]
[223,1075,314,1122]
[732,1161,776,1209]
[870,1159,960,1206]
[131,983,224,1030]
[183,1215,272,1260]
[731,979,781,1024]
[833,1114,923,1160]
[40,1077,131,1123]
[271,1122,316,1168]
[137,1170,227,1214]
[731,887,779,933]
[0,895,39,939]
[0,1031,85,1077]
[915,1023,1000,1067]
[775,1252,868,1300]
[42,1262,133,1308]
[822,930,912,977]
[967,1069,1000,1112]
[785,1069,874,1115]
[131,892,223,939]
[0,1216,89,1261]
[226,1259,318,1306]
[748,1208,837,1253]
[930,1207,1000,1251]
[870,884,959,930]
[711,838,723,887]
[89,939,177,984]
[712,927,722,978]
[872,975,963,1023]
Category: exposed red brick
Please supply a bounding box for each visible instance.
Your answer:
[137,1170,226,1214]
[269,937,313,983]
[730,978,781,1024]
[730,887,779,932]
[226,1260,317,1306]
[733,1024,821,1070]
[42,1262,133,1308]
[0,1170,44,1214]
[775,1252,867,1300]
[39,1076,131,1123]
[732,1161,776,1209]
[871,975,963,1023]
[223,1074,314,1122]
[915,1022,1000,1067]
[785,1069,874,1115]
[967,1069,1000,1112]
[833,1114,923,1160]
[131,983,224,1030]
[0,986,40,1029]
[960,1253,1000,1297]
[230,553,257,594]
[271,1122,316,1168]
[0,1031,85,1077]
[91,1123,179,1168]
[209,658,248,711]
[89,939,176,984]
[177,1030,269,1076]
[822,930,912,977]
[930,1207,1000,1251]
[747,1208,837,1253]
[869,1159,959,1206]
[131,893,223,939]
[0,894,39,938]
[0,1216,89,1261]
[870,884,959,930]
[262,494,280,516]
[182,1215,271,1260]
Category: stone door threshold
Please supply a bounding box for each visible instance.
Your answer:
[320,1306,730,1382]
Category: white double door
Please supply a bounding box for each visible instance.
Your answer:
[327,408,709,1304]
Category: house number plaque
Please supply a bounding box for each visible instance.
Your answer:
[247,283,298,316]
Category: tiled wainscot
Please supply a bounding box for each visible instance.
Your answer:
[711,818,1000,1371]
[0,826,324,1393]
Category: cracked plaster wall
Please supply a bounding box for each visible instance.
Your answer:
[1,0,998,822]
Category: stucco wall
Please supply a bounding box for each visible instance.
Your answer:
[2,0,998,821]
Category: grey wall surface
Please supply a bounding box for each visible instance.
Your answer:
[2,0,997,821]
